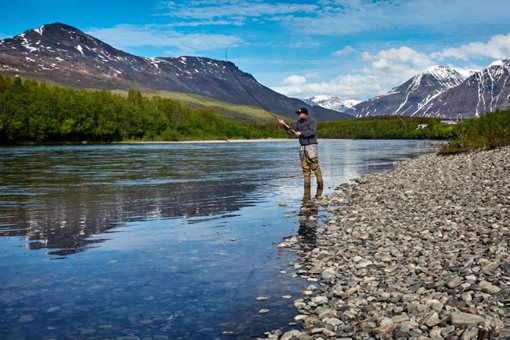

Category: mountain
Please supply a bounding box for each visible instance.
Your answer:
[351,65,465,117]
[303,95,360,114]
[0,23,348,121]
[413,58,510,118]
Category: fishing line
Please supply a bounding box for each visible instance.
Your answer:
[393,113,408,131]
[224,43,280,121]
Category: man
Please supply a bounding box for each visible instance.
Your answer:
[278,107,324,189]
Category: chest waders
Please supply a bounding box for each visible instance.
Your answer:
[300,144,323,188]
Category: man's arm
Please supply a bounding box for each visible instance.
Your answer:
[278,119,296,133]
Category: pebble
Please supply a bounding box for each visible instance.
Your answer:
[264,146,510,339]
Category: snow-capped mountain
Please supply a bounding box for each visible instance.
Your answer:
[0,23,348,121]
[351,65,465,117]
[413,58,510,118]
[303,95,360,113]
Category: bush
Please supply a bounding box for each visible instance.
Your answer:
[440,109,510,154]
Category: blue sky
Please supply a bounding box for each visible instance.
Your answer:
[1,0,510,101]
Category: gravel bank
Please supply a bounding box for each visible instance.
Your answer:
[268,146,510,339]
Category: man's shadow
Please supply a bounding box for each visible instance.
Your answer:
[297,185,323,250]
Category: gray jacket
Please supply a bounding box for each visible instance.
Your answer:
[290,117,318,146]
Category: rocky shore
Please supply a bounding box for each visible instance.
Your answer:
[267,146,510,339]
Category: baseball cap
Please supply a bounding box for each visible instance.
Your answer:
[295,107,308,115]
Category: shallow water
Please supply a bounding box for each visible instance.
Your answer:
[0,140,440,339]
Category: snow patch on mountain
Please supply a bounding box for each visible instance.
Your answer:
[303,95,360,113]
[423,65,465,88]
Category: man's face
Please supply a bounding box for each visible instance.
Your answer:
[298,112,307,119]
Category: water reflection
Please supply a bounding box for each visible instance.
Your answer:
[297,185,323,250]
[0,181,257,255]
[0,144,279,256]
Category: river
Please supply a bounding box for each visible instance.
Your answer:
[0,139,440,339]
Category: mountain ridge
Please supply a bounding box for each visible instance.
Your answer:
[0,23,348,121]
[414,58,510,117]
[350,61,510,118]
[351,65,465,117]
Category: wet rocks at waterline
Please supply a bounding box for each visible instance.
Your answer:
[267,146,510,339]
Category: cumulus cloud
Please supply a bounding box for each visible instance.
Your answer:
[361,47,433,75]
[87,24,242,54]
[272,73,386,99]
[281,75,306,85]
[432,33,510,60]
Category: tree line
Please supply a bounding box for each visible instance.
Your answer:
[319,116,456,140]
[0,75,285,145]
[5,74,501,147]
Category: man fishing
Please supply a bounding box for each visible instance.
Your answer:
[278,107,324,189]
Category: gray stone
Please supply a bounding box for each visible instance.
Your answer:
[311,296,328,305]
[447,275,462,288]
[460,326,479,340]
[281,330,303,340]
[479,280,501,294]
[423,311,441,327]
[451,312,485,326]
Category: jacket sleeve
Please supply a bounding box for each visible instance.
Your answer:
[299,118,317,138]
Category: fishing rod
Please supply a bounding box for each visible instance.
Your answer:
[224,43,280,122]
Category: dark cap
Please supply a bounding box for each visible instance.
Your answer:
[295,107,308,115]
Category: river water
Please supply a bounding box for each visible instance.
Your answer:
[0,139,440,339]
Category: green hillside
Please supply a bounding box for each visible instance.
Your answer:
[112,89,280,123]
[0,75,287,144]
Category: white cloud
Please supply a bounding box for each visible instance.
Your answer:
[87,24,242,54]
[272,73,385,100]
[333,46,356,57]
[282,75,306,86]
[161,0,317,24]
[284,0,510,36]
[432,33,510,61]
[361,47,433,75]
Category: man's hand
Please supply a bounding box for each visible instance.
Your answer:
[293,130,302,137]
[278,119,286,125]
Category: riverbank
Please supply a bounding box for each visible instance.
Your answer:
[116,138,294,144]
[269,146,509,339]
